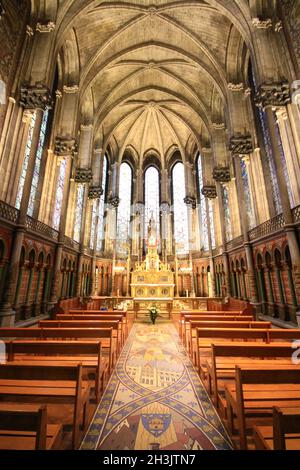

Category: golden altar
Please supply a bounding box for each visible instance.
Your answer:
[130,217,175,311]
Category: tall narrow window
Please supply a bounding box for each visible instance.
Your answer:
[53,157,67,230]
[96,155,108,251]
[197,154,215,250]
[250,65,282,214]
[275,117,295,208]
[27,108,49,216]
[90,200,97,249]
[240,158,256,229]
[73,184,85,243]
[208,199,216,248]
[117,162,132,253]
[172,162,189,254]
[145,166,160,243]
[16,111,37,209]
[221,184,232,241]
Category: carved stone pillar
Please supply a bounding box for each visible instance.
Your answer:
[49,137,77,307]
[213,168,232,297]
[0,86,52,325]
[230,135,258,305]
[255,82,300,277]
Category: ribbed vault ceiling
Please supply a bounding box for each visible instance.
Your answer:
[60,1,248,163]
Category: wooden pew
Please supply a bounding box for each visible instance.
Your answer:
[0,363,90,449]
[179,315,253,341]
[225,366,300,450]
[6,340,104,402]
[39,320,123,354]
[56,314,129,339]
[253,406,300,450]
[205,343,294,406]
[187,321,271,359]
[195,328,270,373]
[0,328,115,374]
[268,329,300,342]
[0,404,62,450]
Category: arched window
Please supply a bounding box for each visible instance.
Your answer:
[16,111,37,209]
[172,162,189,254]
[73,184,85,243]
[117,162,132,253]
[95,155,108,251]
[52,157,67,230]
[240,158,256,229]
[144,166,160,243]
[27,108,50,216]
[221,184,232,241]
[196,153,215,250]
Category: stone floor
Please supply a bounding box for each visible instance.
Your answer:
[80,321,232,450]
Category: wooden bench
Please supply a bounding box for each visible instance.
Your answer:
[268,329,300,342]
[39,320,123,355]
[179,315,253,341]
[0,327,115,374]
[187,321,271,359]
[205,343,294,406]
[225,366,300,450]
[195,328,270,373]
[253,406,300,450]
[56,314,129,339]
[6,340,105,402]
[0,363,90,449]
[193,326,270,368]
[0,404,62,450]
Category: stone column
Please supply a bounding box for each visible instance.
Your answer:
[255,83,300,292]
[89,187,102,295]
[0,86,52,326]
[49,137,77,307]
[230,135,259,305]
[202,187,217,298]
[213,167,232,297]
[184,196,197,297]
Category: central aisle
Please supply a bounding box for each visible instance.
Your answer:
[81,322,232,450]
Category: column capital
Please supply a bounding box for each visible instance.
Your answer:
[26,25,34,37]
[63,85,79,94]
[108,196,120,208]
[54,136,77,156]
[252,18,273,30]
[230,134,253,155]
[255,81,291,109]
[184,196,197,209]
[20,84,52,110]
[88,186,103,199]
[75,168,93,183]
[201,185,217,199]
[212,166,231,182]
[36,21,56,33]
[228,82,244,92]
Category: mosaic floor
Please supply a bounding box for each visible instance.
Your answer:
[80,322,232,450]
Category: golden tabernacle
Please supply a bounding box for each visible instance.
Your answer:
[131,216,175,305]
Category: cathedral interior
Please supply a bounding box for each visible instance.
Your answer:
[0,0,299,453]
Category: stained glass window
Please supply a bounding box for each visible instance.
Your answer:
[275,115,295,208]
[240,158,256,229]
[53,157,67,230]
[16,111,37,209]
[96,155,108,251]
[145,166,160,243]
[27,109,49,216]
[208,199,216,248]
[172,162,189,254]
[73,184,85,243]
[90,199,97,249]
[197,154,214,251]
[116,162,132,253]
[221,184,232,241]
[251,67,282,214]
